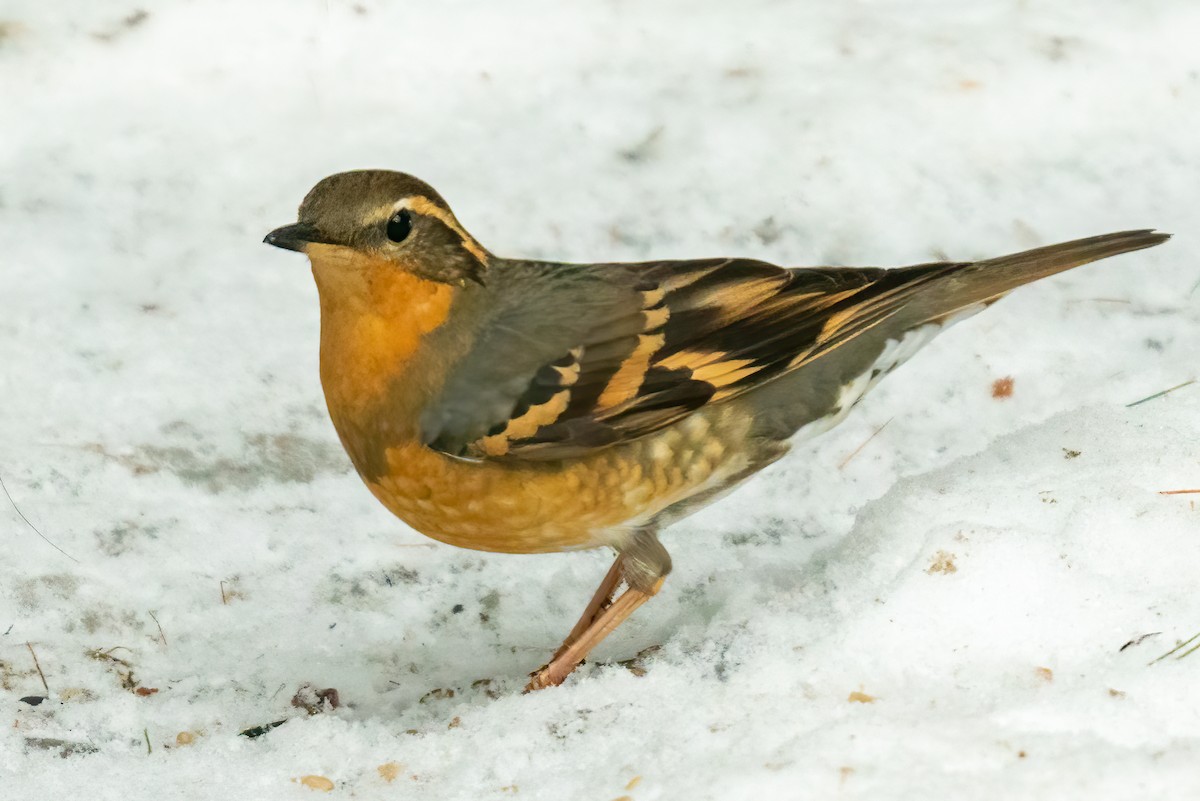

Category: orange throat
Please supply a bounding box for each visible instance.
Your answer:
[308,246,456,442]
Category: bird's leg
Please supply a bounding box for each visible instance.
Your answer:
[524,579,664,691]
[525,532,670,692]
[550,554,626,662]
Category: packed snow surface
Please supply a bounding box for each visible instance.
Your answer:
[2,1,1198,798]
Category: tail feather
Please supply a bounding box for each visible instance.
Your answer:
[971,229,1170,285]
[735,229,1168,441]
[919,229,1171,320]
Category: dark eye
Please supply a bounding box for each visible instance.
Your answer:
[386,209,413,243]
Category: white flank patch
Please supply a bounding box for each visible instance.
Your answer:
[791,317,968,444]
[791,304,989,444]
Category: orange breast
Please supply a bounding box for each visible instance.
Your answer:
[366,410,750,554]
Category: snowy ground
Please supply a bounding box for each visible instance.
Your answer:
[2,1,1198,798]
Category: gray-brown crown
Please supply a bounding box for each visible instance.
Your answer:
[296,170,452,247]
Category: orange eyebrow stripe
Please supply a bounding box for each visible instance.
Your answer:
[404,195,490,265]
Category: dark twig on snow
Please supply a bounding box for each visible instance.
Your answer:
[148,611,167,646]
[26,642,49,694]
[1126,379,1195,408]
[240,719,288,739]
[1,473,78,562]
[838,417,894,470]
[1119,632,1160,651]
[1149,630,1200,665]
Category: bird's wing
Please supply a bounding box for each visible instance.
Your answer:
[422,230,1172,461]
[421,255,961,461]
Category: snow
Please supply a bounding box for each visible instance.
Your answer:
[2,1,1198,798]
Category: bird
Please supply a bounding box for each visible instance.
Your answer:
[264,169,1168,691]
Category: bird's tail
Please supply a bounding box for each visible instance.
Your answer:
[910,229,1171,323]
[738,228,1169,442]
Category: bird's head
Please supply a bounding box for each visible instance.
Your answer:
[264,170,489,287]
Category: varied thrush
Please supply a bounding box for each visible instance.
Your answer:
[265,170,1168,691]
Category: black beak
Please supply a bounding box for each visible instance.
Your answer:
[263,222,328,252]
